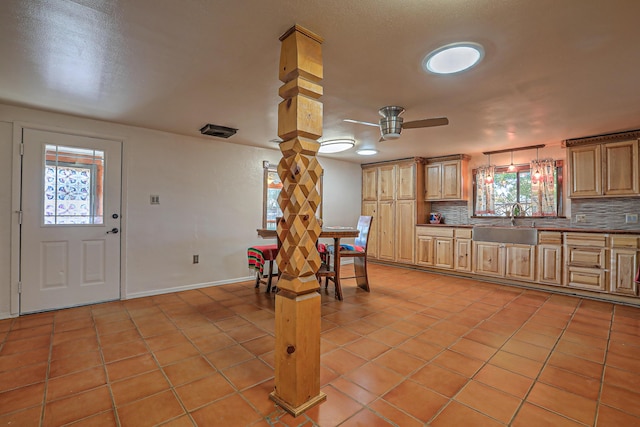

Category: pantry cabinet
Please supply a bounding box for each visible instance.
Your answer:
[362,159,423,264]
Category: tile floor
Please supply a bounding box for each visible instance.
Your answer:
[1,264,640,426]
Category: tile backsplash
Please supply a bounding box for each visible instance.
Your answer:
[428,198,640,231]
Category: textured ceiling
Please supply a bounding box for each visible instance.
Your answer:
[1,0,640,163]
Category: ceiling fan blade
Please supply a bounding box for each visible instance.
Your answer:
[403,117,449,129]
[343,118,379,127]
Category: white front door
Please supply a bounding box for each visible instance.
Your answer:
[20,128,122,314]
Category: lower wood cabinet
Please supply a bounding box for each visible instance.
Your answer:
[537,244,563,285]
[454,229,472,272]
[473,242,505,277]
[564,233,608,292]
[473,242,535,280]
[362,201,377,259]
[610,235,640,296]
[416,227,453,269]
[505,245,535,281]
[396,200,416,264]
[537,232,563,286]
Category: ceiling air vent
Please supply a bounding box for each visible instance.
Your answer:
[199,124,238,138]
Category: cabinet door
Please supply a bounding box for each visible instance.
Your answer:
[610,248,639,296]
[537,244,562,285]
[362,201,378,259]
[473,242,505,277]
[395,200,416,263]
[397,162,416,200]
[604,140,639,196]
[455,238,472,272]
[569,145,601,197]
[441,160,462,199]
[505,245,535,281]
[434,237,454,269]
[416,234,434,266]
[377,200,395,261]
[362,168,378,201]
[378,165,396,201]
[424,163,442,200]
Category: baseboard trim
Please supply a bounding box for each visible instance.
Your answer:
[124,275,255,300]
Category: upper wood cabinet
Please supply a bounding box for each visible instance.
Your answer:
[362,168,378,201]
[568,145,601,197]
[378,165,396,201]
[566,132,640,198]
[603,140,639,195]
[397,162,416,200]
[424,155,469,200]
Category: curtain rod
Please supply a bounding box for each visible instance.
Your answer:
[482,144,545,156]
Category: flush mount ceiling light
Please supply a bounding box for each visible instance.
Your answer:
[356,149,378,156]
[423,42,484,75]
[318,138,355,154]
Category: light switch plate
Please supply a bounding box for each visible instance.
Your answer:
[625,213,638,224]
[575,214,586,223]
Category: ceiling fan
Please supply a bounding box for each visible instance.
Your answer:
[344,106,448,141]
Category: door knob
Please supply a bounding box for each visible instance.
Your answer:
[106,228,119,234]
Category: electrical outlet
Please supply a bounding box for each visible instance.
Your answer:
[193,255,199,264]
[575,214,586,223]
[625,213,638,224]
[150,195,160,205]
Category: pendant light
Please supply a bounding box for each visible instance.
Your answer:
[533,148,541,180]
[485,154,494,184]
[508,151,516,172]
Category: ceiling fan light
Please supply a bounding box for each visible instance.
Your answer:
[318,138,355,153]
[380,116,403,139]
[423,42,484,75]
[382,133,401,140]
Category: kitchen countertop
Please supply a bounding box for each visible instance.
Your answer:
[416,223,640,234]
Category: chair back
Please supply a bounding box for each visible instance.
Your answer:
[354,215,373,251]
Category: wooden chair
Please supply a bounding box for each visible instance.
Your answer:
[325,215,373,299]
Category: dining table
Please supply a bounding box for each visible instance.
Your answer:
[256,226,359,299]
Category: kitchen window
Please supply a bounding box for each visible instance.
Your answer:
[473,160,563,217]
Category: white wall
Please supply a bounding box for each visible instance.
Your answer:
[0,104,362,316]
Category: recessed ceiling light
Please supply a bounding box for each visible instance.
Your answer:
[423,42,484,75]
[318,139,355,154]
[357,149,378,156]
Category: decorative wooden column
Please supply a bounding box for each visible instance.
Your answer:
[269,25,325,416]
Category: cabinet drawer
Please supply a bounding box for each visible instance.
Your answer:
[564,233,607,247]
[566,266,607,291]
[610,235,640,248]
[566,246,607,268]
[455,228,472,239]
[416,227,454,237]
[539,231,562,245]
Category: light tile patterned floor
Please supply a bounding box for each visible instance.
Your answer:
[1,264,640,426]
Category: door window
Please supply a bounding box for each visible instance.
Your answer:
[44,144,104,225]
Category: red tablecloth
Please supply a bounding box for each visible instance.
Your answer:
[247,244,278,274]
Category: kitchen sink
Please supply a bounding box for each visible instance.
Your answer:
[472,226,538,245]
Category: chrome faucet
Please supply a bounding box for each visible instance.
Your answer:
[510,202,524,226]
